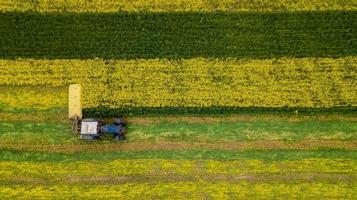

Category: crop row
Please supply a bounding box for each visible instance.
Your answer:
[0,182,353,199]
[1,11,356,59]
[0,57,356,111]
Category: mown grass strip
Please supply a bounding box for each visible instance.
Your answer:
[0,182,353,199]
[1,11,356,59]
[1,119,356,145]
[127,120,357,142]
[0,112,68,123]
[0,122,74,145]
[1,0,356,13]
[1,150,356,162]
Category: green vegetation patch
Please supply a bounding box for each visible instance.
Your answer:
[128,120,357,142]
[1,11,355,59]
[1,149,356,162]
[0,118,355,145]
[0,122,74,144]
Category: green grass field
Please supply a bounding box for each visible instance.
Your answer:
[0,92,356,198]
[0,1,356,199]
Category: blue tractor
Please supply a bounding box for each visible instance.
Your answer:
[72,117,127,141]
[69,84,127,141]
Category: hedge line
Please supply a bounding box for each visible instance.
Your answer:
[1,0,356,13]
[0,11,356,59]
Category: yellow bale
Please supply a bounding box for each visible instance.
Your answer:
[68,84,82,120]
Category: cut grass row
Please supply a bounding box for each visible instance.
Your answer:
[0,119,355,145]
[127,120,357,142]
[1,0,356,13]
[2,150,356,162]
[1,11,356,59]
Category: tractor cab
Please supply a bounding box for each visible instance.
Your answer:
[74,118,102,140]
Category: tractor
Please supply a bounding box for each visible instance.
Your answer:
[68,84,126,141]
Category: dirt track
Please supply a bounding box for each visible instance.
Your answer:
[1,140,356,153]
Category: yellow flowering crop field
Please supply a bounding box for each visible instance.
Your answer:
[0,0,356,199]
[1,0,356,13]
[1,182,354,199]
[1,159,354,179]
[0,86,67,112]
[1,57,356,113]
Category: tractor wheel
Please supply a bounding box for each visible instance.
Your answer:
[114,134,126,141]
[114,118,127,126]
[119,135,126,140]
[72,117,79,133]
